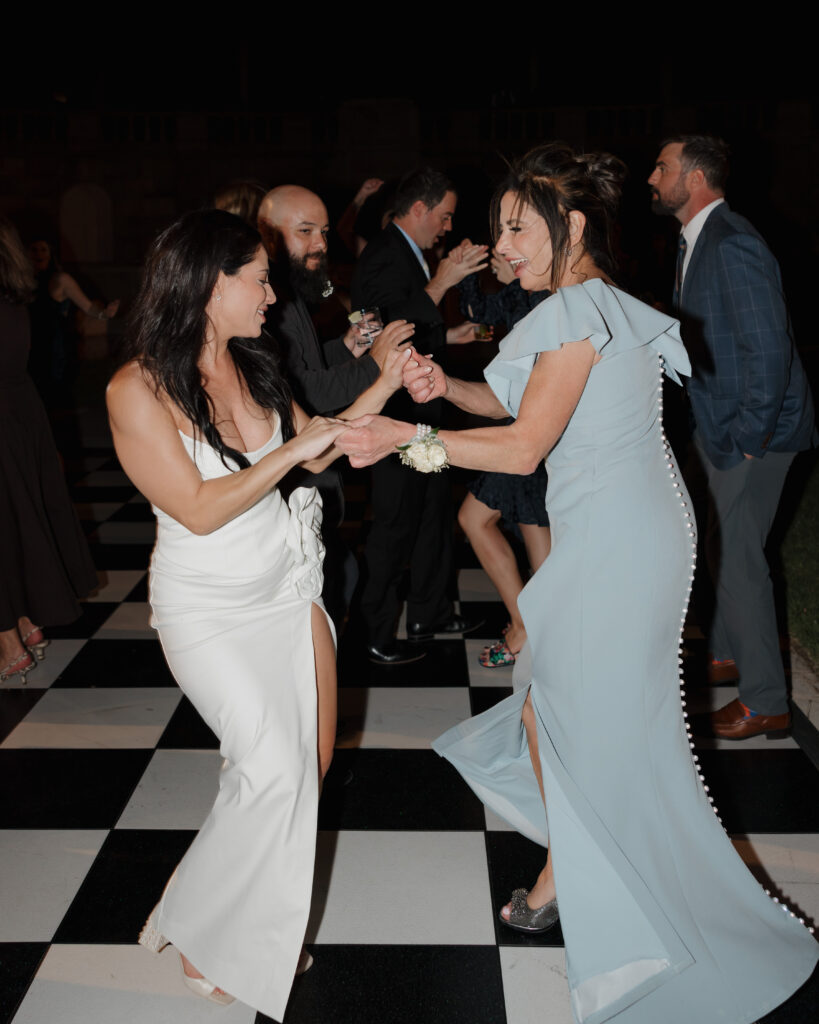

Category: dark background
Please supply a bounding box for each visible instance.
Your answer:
[1,30,816,338]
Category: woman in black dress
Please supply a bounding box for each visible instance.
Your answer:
[0,218,97,683]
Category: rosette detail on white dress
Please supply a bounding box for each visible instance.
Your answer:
[286,486,326,600]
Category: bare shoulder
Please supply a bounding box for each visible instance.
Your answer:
[107,361,173,431]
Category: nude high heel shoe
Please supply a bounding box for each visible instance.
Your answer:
[180,957,235,1006]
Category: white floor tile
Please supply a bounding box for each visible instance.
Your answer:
[768,881,819,928]
[13,944,255,1023]
[458,568,498,602]
[500,946,573,1024]
[0,639,84,690]
[336,687,471,748]
[85,570,147,603]
[732,833,819,884]
[93,521,157,545]
[117,750,222,829]
[0,830,107,941]
[94,603,154,639]
[465,638,518,687]
[1,687,181,749]
[306,831,494,945]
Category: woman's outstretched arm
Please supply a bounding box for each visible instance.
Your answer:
[107,362,349,536]
[337,339,597,475]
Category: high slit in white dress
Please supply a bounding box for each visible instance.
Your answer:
[138,419,332,1020]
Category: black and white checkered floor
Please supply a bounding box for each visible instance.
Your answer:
[2,434,819,1023]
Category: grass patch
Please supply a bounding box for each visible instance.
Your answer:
[780,451,819,662]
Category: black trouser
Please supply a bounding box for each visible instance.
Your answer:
[361,454,453,649]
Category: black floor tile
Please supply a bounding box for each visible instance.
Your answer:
[0,942,49,1024]
[338,638,470,687]
[0,749,152,828]
[459,601,513,641]
[47,603,118,638]
[107,502,155,522]
[484,831,563,948]
[0,689,45,744]
[69,486,135,503]
[698,749,819,833]
[268,944,507,1024]
[123,575,149,602]
[454,543,482,570]
[87,543,154,569]
[53,639,176,688]
[157,696,219,748]
[53,829,195,944]
[318,749,486,831]
[470,686,514,716]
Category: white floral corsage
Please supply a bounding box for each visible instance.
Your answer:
[397,424,449,473]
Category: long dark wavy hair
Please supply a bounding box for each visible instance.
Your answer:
[491,142,627,292]
[124,209,294,470]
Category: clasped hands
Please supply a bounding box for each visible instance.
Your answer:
[335,347,444,467]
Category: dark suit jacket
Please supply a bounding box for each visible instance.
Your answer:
[265,280,379,416]
[351,223,445,425]
[264,281,379,523]
[679,202,815,469]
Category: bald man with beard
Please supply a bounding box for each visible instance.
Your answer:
[258,185,414,627]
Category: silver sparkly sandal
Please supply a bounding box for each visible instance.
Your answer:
[499,888,559,933]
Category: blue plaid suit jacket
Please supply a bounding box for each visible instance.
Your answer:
[679,202,815,469]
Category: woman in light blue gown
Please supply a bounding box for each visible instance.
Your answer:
[338,144,818,1024]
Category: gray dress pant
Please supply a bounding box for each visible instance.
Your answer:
[696,434,795,714]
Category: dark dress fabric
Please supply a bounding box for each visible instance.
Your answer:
[0,299,97,630]
[28,273,75,408]
[467,459,549,525]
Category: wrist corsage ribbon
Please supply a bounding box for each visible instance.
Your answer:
[397,424,449,473]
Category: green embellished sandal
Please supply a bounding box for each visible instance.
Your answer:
[479,639,517,668]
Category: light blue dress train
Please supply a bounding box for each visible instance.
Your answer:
[433,280,818,1024]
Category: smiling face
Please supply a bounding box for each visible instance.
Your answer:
[415,190,457,251]
[495,191,554,291]
[648,143,693,221]
[209,246,275,342]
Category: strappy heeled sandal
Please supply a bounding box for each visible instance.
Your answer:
[21,626,49,661]
[1,649,36,685]
[499,888,559,933]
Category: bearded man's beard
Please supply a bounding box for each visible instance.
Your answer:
[289,251,332,305]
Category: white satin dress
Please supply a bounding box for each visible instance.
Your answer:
[138,418,332,1020]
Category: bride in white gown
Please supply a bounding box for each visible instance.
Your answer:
[106,209,412,1018]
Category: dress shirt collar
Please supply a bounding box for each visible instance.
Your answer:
[394,224,430,280]
[680,197,725,282]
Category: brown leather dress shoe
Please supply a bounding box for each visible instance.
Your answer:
[708,698,791,740]
[707,656,739,684]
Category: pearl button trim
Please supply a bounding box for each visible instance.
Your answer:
[657,355,812,937]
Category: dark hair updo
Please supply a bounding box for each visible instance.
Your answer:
[491,142,627,292]
[124,208,293,470]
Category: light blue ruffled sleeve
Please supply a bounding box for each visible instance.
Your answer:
[484,280,690,417]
